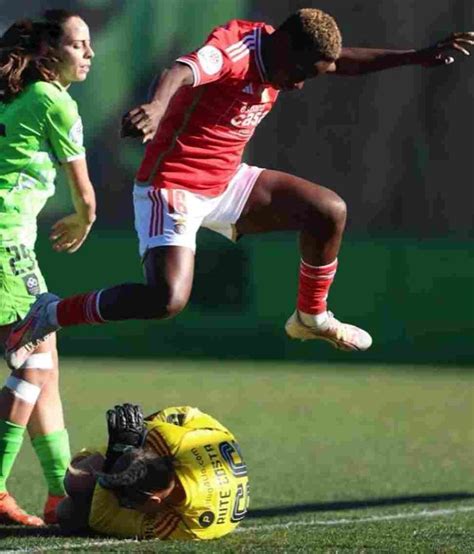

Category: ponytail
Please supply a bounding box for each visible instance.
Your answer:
[96,449,176,507]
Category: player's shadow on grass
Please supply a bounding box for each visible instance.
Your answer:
[247,492,474,519]
[1,492,472,538]
[0,525,63,538]
[0,525,100,538]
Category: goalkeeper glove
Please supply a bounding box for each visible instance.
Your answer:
[103,403,146,473]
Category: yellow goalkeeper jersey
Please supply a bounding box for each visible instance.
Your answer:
[88,406,249,540]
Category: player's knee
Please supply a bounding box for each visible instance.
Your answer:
[308,192,346,234]
[3,350,57,400]
[327,195,347,228]
[144,284,189,319]
[163,289,189,319]
[17,351,57,387]
[65,453,103,498]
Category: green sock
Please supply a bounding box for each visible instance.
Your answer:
[0,419,26,493]
[31,429,71,496]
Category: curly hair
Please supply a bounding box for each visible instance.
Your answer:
[278,8,342,61]
[97,448,176,508]
[0,9,79,102]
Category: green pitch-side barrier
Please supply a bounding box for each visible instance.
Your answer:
[35,229,473,365]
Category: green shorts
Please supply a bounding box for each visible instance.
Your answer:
[0,241,47,326]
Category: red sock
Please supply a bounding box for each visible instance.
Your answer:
[296,258,338,315]
[57,291,105,327]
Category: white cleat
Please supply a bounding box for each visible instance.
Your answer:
[285,310,372,352]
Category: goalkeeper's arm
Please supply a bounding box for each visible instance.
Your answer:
[103,403,146,472]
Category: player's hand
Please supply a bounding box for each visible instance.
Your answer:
[104,403,146,472]
[416,32,474,67]
[50,213,93,254]
[107,403,145,447]
[120,101,165,143]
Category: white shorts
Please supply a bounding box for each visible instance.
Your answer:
[133,163,264,256]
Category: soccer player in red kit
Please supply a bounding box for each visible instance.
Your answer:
[6,9,474,368]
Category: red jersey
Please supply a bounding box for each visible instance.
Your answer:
[136,20,279,196]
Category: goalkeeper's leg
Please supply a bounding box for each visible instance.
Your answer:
[58,452,105,533]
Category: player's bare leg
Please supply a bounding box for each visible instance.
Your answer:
[5,246,195,370]
[27,343,69,524]
[140,245,195,319]
[0,333,55,426]
[1,331,70,525]
[236,169,372,351]
[238,170,345,264]
[80,244,195,321]
[0,326,47,526]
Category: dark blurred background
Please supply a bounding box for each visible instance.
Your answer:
[1,0,473,364]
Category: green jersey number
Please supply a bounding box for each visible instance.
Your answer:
[0,123,6,137]
[6,245,36,276]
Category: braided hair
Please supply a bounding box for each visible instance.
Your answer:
[97,448,176,508]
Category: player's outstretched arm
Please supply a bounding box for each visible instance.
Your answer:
[121,62,194,143]
[50,158,96,253]
[103,403,146,472]
[334,32,474,75]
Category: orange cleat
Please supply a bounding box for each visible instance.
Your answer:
[0,492,44,526]
[43,494,66,525]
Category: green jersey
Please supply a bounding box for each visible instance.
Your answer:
[0,80,85,325]
[0,80,85,246]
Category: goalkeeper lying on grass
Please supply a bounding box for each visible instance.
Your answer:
[57,404,249,540]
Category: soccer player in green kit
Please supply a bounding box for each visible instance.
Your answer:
[0,10,96,525]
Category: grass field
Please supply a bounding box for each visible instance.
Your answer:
[1,358,473,552]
